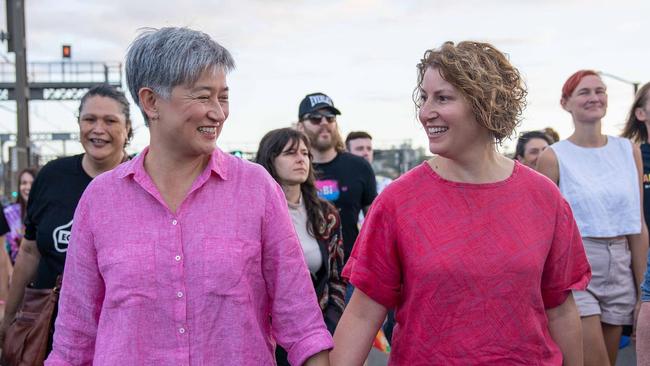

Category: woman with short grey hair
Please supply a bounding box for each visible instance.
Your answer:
[46,27,332,366]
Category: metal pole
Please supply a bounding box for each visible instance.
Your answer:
[11,0,30,193]
[599,71,639,97]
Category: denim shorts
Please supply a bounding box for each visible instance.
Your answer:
[573,237,636,325]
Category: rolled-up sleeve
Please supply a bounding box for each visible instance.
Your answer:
[261,182,333,365]
[46,189,105,365]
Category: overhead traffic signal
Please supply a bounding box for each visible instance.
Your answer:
[62,45,71,59]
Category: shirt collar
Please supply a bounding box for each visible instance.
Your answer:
[118,146,230,181]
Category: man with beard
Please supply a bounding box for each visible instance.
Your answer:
[297,93,377,267]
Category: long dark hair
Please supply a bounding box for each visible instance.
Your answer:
[16,167,37,221]
[515,130,552,159]
[256,128,330,238]
[621,82,650,143]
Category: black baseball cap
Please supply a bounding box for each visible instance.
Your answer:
[298,92,341,120]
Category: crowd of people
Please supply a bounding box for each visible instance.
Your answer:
[0,26,647,366]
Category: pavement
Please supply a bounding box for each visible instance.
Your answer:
[616,344,636,366]
[368,348,389,366]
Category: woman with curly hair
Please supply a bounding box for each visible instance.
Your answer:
[331,41,591,365]
[537,71,648,366]
[256,128,345,366]
[619,81,650,365]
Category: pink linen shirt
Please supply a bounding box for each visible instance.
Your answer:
[46,147,333,366]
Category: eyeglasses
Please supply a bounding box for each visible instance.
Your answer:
[302,113,336,125]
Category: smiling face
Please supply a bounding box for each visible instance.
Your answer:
[561,75,608,123]
[418,67,491,158]
[79,96,130,164]
[19,170,34,202]
[152,68,229,158]
[273,139,310,186]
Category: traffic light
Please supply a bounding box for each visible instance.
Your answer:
[62,44,71,59]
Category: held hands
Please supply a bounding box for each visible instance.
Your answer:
[633,300,642,342]
[0,316,11,350]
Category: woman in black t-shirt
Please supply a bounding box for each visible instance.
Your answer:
[0,85,133,354]
[620,81,650,364]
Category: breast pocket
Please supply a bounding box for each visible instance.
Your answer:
[98,240,157,308]
[201,236,263,301]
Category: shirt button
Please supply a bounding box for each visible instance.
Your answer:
[177,291,183,298]
[179,327,185,334]
[172,219,178,225]
[175,255,181,261]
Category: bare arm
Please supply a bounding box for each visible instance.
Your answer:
[535,147,559,185]
[637,302,650,365]
[628,144,649,339]
[0,234,10,301]
[330,289,387,366]
[546,293,583,366]
[628,144,649,294]
[0,239,41,346]
[304,350,329,366]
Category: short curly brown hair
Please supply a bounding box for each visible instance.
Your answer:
[413,41,527,143]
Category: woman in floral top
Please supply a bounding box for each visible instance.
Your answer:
[257,128,346,366]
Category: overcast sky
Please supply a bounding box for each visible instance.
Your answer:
[1,0,648,157]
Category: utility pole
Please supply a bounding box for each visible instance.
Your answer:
[0,1,122,197]
[10,0,30,178]
[599,71,640,96]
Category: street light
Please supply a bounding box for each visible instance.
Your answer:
[598,71,640,95]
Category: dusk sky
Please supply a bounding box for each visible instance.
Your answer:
[1,0,648,157]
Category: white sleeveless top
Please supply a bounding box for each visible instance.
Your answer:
[552,136,640,237]
[287,197,322,274]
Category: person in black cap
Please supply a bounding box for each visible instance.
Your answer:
[297,92,377,274]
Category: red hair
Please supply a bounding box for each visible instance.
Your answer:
[561,70,599,101]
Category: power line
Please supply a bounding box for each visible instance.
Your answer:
[0,52,13,64]
[31,106,69,132]
[57,101,77,116]
[0,104,16,113]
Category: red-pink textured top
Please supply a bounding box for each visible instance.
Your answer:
[344,162,591,365]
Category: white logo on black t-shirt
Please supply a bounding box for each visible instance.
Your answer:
[53,220,72,253]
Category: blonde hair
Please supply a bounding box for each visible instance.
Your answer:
[414,41,527,143]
